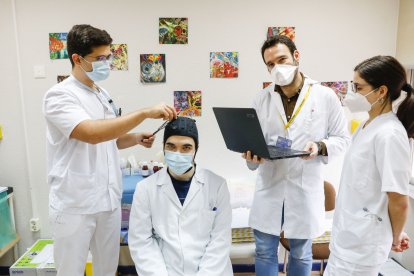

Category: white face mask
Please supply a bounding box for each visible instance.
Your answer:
[270,63,298,86]
[343,88,379,113]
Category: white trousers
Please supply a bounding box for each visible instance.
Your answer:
[324,254,382,276]
[49,207,121,276]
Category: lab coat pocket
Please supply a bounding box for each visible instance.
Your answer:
[307,109,328,140]
[61,170,96,208]
[256,161,275,191]
[198,210,216,238]
[334,209,378,257]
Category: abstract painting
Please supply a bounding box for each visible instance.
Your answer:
[140,54,166,83]
[210,52,239,78]
[110,44,128,71]
[267,27,295,41]
[321,81,348,103]
[174,91,201,117]
[49,33,68,60]
[159,18,188,44]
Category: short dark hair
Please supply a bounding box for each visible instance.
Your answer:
[261,35,297,63]
[355,55,414,136]
[67,24,112,67]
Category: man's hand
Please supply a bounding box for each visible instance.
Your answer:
[392,232,410,252]
[146,103,177,121]
[137,133,155,148]
[301,141,318,160]
[242,151,264,164]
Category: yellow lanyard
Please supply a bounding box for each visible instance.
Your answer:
[283,84,312,129]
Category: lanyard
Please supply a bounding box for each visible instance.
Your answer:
[95,86,122,117]
[282,84,312,129]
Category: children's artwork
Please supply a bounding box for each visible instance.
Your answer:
[174,91,202,117]
[210,52,239,78]
[140,54,166,83]
[159,18,188,44]
[263,82,272,89]
[57,75,69,83]
[267,27,295,41]
[110,44,128,71]
[49,33,68,60]
[321,81,348,103]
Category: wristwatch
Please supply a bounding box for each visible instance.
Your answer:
[315,141,322,155]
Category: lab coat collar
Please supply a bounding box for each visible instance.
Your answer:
[156,167,205,210]
[268,75,318,124]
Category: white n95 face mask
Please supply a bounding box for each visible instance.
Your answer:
[343,88,379,113]
[164,150,194,175]
[270,64,298,86]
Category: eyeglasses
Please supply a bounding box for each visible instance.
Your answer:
[350,81,370,93]
[81,54,113,63]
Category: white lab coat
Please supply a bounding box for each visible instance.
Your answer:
[249,77,350,239]
[128,167,233,276]
[329,112,411,266]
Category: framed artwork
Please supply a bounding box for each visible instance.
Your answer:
[210,52,239,78]
[267,27,295,41]
[174,91,201,117]
[49,33,68,60]
[159,18,188,44]
[321,81,348,103]
[110,44,128,71]
[140,54,166,83]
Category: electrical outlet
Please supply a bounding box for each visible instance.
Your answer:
[30,218,40,232]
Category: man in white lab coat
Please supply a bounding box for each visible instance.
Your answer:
[129,117,233,276]
[243,35,350,276]
[43,25,176,276]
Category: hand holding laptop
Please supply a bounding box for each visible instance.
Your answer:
[242,150,264,164]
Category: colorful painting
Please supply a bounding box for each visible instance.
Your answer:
[263,82,272,89]
[321,81,348,103]
[49,33,68,60]
[140,54,166,83]
[210,52,239,78]
[267,27,295,41]
[110,44,128,71]
[57,75,69,83]
[159,18,188,44]
[174,91,202,117]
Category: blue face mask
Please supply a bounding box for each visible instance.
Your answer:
[164,150,194,175]
[80,56,111,82]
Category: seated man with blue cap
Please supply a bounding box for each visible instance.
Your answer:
[128,117,233,276]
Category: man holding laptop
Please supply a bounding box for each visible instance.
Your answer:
[243,35,350,276]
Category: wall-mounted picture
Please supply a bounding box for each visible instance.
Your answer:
[321,81,348,103]
[57,75,70,83]
[49,33,68,60]
[263,82,272,89]
[210,52,239,78]
[110,44,128,71]
[140,54,166,83]
[159,18,188,44]
[267,27,295,41]
[174,91,201,117]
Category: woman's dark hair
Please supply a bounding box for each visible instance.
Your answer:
[67,24,112,67]
[261,35,297,63]
[354,55,414,136]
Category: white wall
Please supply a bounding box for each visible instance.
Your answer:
[1,0,402,264]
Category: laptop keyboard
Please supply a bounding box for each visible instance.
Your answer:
[268,147,300,158]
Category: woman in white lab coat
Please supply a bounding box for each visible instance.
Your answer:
[128,117,233,276]
[325,56,414,276]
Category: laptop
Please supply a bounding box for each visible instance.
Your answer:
[213,107,311,160]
